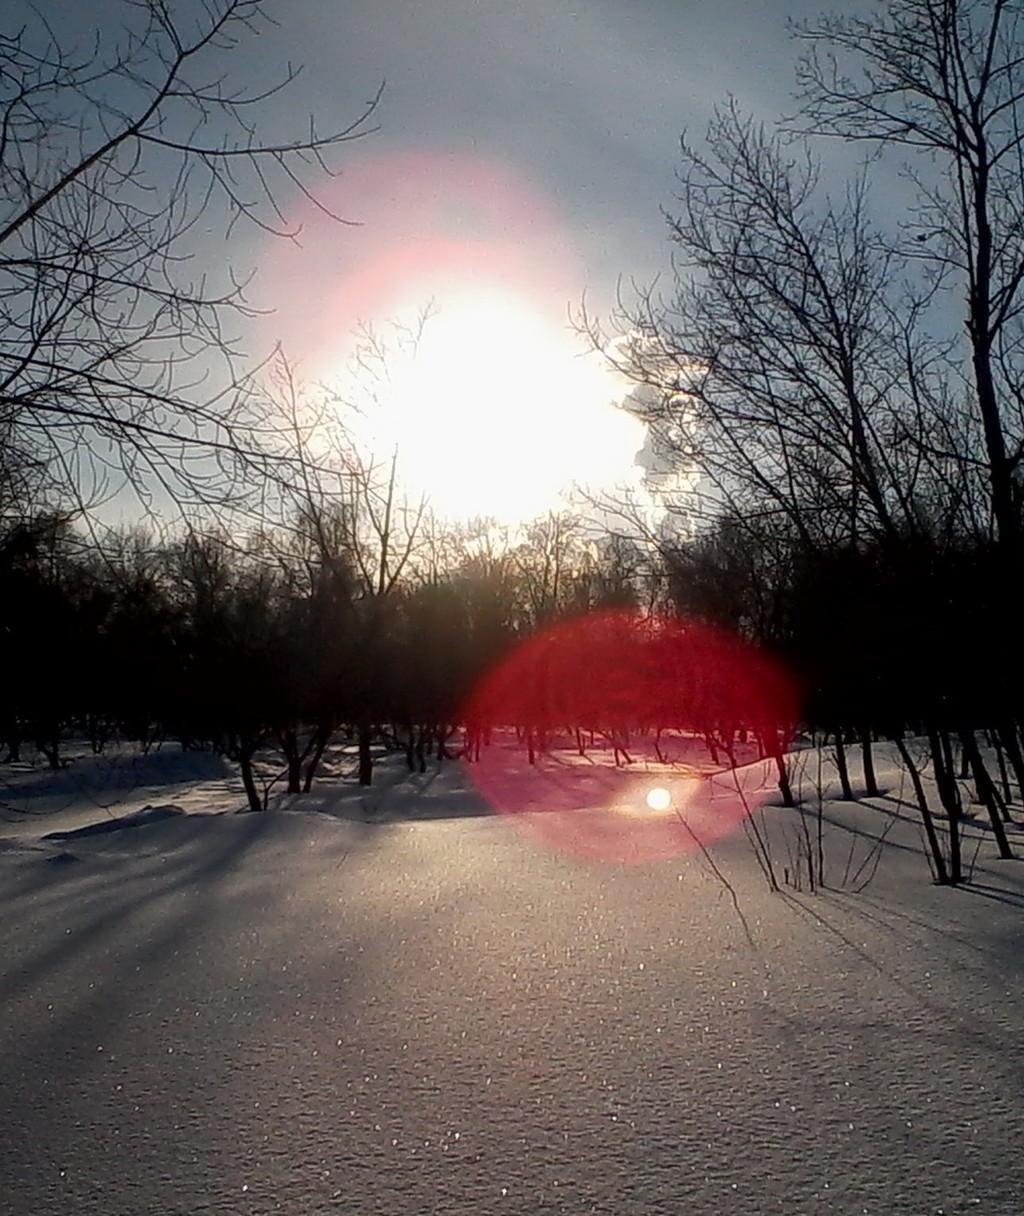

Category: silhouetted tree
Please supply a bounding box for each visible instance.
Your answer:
[1,0,379,521]
[795,0,1024,559]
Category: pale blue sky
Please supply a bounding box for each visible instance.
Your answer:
[274,0,828,297]
[29,0,860,326]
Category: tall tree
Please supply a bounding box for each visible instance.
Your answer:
[584,103,936,554]
[1,0,379,519]
[794,0,1024,555]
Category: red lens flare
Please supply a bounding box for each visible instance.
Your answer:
[460,611,798,865]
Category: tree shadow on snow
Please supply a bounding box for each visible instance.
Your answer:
[297,761,494,823]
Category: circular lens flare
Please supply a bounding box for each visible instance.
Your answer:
[645,787,672,812]
[460,611,797,864]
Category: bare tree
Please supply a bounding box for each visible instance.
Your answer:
[510,511,585,626]
[582,104,948,558]
[252,354,355,792]
[793,0,1024,556]
[1,1,380,520]
[314,322,432,784]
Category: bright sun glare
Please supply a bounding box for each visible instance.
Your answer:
[645,787,672,812]
[344,292,642,525]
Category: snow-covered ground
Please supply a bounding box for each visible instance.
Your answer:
[1,741,1022,1214]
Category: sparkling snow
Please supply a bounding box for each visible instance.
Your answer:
[1,743,1022,1214]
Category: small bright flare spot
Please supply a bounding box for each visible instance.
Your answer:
[645,787,672,812]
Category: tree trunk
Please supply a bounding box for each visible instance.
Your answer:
[939,730,961,819]
[465,725,481,763]
[928,726,962,885]
[895,735,949,885]
[764,730,794,807]
[775,753,794,807]
[279,729,301,794]
[302,725,331,792]
[357,719,373,786]
[833,730,853,801]
[37,735,61,770]
[992,730,1013,805]
[997,721,1024,801]
[860,725,879,797]
[239,740,262,813]
[961,729,1014,860]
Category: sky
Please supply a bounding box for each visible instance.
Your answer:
[255,0,827,330]
[270,1,825,289]
[35,0,857,526]
[242,0,843,522]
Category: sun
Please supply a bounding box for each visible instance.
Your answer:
[343,291,643,525]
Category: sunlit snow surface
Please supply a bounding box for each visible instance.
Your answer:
[1,744,1023,1215]
[463,738,780,865]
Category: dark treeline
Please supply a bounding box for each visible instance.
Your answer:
[0,494,646,809]
[666,518,1019,883]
